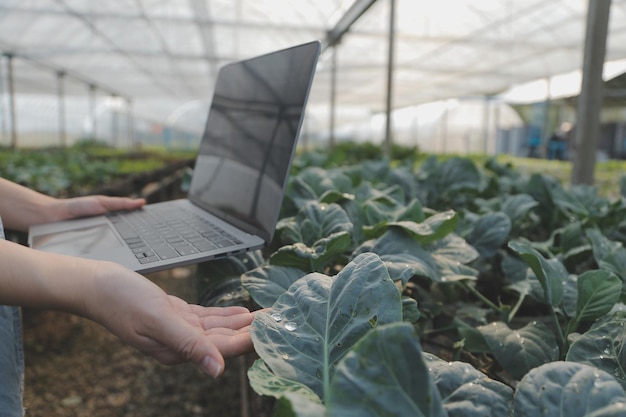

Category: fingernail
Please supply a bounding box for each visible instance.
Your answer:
[201,356,222,378]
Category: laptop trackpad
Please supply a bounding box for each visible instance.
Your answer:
[31,223,124,256]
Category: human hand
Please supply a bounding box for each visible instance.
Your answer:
[83,262,254,378]
[59,195,146,220]
[123,296,255,376]
[0,177,146,231]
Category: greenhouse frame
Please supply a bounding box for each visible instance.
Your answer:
[1,0,626,172]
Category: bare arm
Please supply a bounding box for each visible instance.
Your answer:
[0,177,145,232]
[0,238,254,377]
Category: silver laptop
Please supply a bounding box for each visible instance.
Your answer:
[28,41,321,274]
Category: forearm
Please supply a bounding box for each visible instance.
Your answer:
[0,177,146,232]
[0,239,254,377]
[0,239,96,314]
[0,177,61,232]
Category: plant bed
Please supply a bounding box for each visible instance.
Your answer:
[198,151,626,416]
[14,142,626,416]
[0,144,196,198]
[87,160,194,201]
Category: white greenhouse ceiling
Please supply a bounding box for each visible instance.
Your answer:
[2,0,626,135]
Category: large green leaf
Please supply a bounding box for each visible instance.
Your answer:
[353,229,478,284]
[362,198,425,233]
[466,212,511,259]
[270,231,352,272]
[424,353,513,417]
[250,253,403,402]
[274,393,327,417]
[566,312,626,390]
[512,361,626,417]
[327,323,446,417]
[478,321,559,380]
[508,240,566,307]
[562,273,579,318]
[277,201,353,246]
[287,166,354,209]
[500,193,539,226]
[429,234,480,266]
[587,228,626,282]
[241,265,309,308]
[386,164,420,203]
[195,250,265,306]
[573,270,621,326]
[526,173,589,220]
[369,209,458,244]
[429,157,483,193]
[247,360,322,405]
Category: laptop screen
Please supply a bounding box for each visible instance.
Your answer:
[188,41,320,244]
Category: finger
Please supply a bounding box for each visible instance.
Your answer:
[98,196,146,212]
[144,313,227,378]
[204,324,252,337]
[199,312,254,331]
[188,304,251,317]
[65,196,145,218]
[204,329,254,359]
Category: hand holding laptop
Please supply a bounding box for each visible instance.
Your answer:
[0,176,254,378]
[0,177,146,232]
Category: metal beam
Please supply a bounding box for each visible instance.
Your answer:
[324,0,378,50]
[57,71,66,147]
[5,54,17,149]
[89,84,97,141]
[329,48,338,150]
[571,0,611,185]
[383,0,396,157]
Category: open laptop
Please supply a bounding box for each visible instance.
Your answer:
[28,40,321,274]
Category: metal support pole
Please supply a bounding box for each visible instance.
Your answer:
[494,101,501,154]
[441,101,449,154]
[57,71,66,147]
[541,77,552,159]
[89,84,97,141]
[571,0,611,185]
[329,47,338,151]
[483,96,491,154]
[6,54,17,149]
[126,98,134,148]
[111,94,119,147]
[383,0,396,157]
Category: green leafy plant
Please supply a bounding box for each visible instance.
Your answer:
[232,150,626,416]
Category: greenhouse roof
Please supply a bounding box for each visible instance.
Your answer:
[2,0,626,134]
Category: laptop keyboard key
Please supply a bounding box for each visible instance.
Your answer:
[154,247,180,260]
[176,246,199,256]
[214,239,234,248]
[113,223,139,239]
[139,256,160,264]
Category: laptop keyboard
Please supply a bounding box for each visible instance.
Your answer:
[107,206,242,265]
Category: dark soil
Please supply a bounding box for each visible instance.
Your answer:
[21,266,275,417]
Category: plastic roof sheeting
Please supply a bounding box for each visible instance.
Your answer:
[2,0,626,140]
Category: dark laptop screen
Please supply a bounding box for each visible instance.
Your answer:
[188,41,320,243]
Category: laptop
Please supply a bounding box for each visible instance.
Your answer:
[28,40,321,274]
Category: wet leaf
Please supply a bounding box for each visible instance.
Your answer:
[478,321,559,380]
[327,323,446,417]
[512,362,626,416]
[250,253,402,401]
